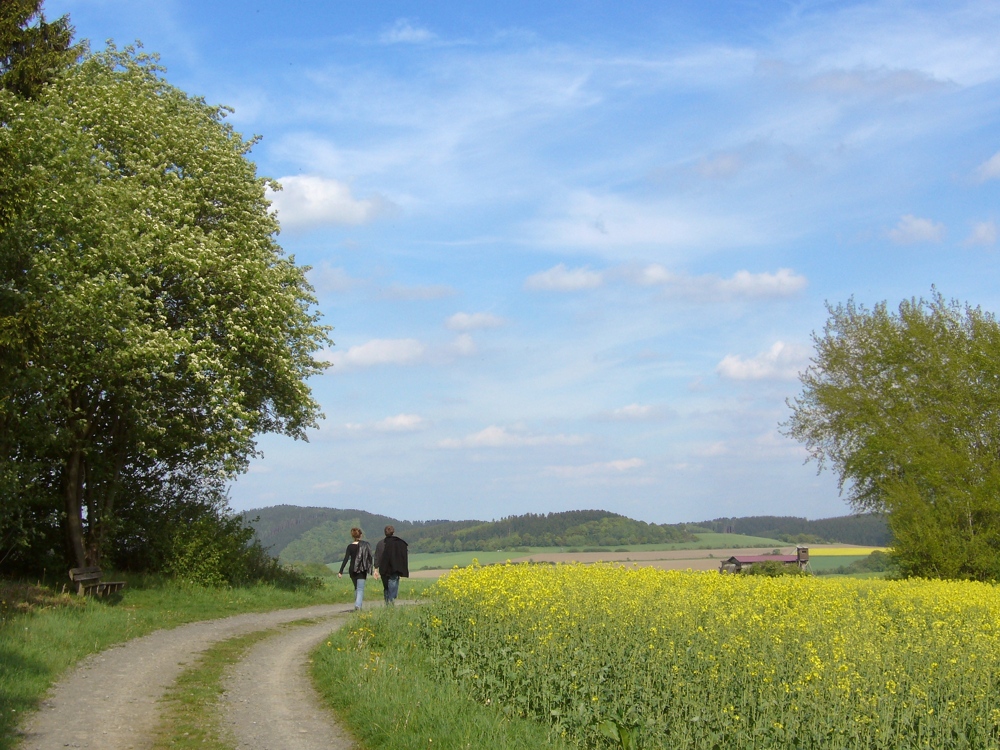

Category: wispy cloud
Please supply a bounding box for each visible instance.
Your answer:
[312,480,343,493]
[380,19,435,45]
[267,175,391,229]
[323,339,426,371]
[545,458,645,479]
[439,426,587,449]
[974,151,1000,182]
[888,214,946,244]
[717,341,809,381]
[347,414,425,432]
[308,263,363,294]
[966,220,998,246]
[525,264,603,291]
[606,404,657,421]
[380,284,457,301]
[446,312,506,331]
[634,266,807,300]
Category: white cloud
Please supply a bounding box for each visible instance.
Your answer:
[888,214,945,244]
[312,480,343,493]
[531,192,762,253]
[525,264,604,291]
[380,284,456,301]
[716,341,810,381]
[975,151,1000,182]
[696,152,743,179]
[608,404,655,420]
[267,175,389,229]
[380,19,434,44]
[375,414,425,432]
[545,458,645,479]
[439,426,587,449]
[805,68,947,99]
[323,338,426,371]
[343,414,426,433]
[966,220,998,246]
[693,442,729,458]
[308,263,362,294]
[635,265,807,300]
[449,333,477,357]
[446,312,505,331]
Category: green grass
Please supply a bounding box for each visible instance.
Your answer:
[0,573,353,750]
[150,628,275,750]
[312,606,572,749]
[806,555,869,572]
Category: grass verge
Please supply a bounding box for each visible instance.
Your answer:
[149,628,275,750]
[311,606,572,749]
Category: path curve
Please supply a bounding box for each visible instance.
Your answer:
[18,604,350,750]
[221,618,356,750]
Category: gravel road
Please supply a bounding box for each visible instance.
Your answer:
[18,604,354,750]
[220,618,356,750]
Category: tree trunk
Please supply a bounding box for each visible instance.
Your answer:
[63,447,86,569]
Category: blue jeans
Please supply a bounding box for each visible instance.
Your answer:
[351,576,365,609]
[383,574,399,604]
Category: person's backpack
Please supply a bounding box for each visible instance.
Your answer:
[352,541,374,575]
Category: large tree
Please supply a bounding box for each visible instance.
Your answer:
[0,0,82,99]
[784,292,1000,580]
[0,46,330,570]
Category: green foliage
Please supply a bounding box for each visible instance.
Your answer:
[742,560,806,577]
[785,293,1000,580]
[0,0,83,100]
[0,42,329,571]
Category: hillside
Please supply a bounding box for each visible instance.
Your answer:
[245,506,890,564]
[244,506,693,563]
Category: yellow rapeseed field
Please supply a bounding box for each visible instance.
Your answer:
[421,563,1000,749]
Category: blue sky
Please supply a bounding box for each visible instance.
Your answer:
[50,0,1000,524]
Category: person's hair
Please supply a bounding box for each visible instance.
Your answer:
[351,527,363,540]
[384,525,395,536]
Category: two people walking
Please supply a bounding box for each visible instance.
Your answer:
[338,525,408,609]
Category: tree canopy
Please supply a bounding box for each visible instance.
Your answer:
[784,292,1000,580]
[0,0,82,99]
[0,45,330,572]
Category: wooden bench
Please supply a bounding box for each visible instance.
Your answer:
[68,566,126,596]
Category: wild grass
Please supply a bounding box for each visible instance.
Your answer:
[311,606,571,749]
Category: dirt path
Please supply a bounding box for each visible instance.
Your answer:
[18,604,352,750]
[220,618,356,750]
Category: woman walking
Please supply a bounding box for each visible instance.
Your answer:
[338,527,375,610]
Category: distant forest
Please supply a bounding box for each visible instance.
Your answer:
[245,506,890,564]
[690,514,890,546]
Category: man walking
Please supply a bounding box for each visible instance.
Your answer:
[374,525,408,605]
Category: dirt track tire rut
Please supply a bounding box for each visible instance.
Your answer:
[221,617,356,750]
[18,604,348,750]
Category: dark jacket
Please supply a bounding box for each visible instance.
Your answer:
[376,535,409,578]
[339,541,372,578]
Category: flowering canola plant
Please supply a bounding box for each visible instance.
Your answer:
[421,563,1000,749]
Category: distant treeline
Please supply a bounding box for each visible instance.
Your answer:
[245,506,890,565]
[691,514,890,546]
[245,506,693,563]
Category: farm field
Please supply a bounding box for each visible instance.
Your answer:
[420,563,1000,748]
[407,535,884,577]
